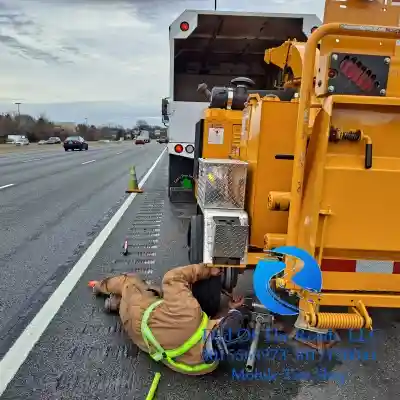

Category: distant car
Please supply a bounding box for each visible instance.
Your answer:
[135,138,145,145]
[157,137,168,144]
[15,138,29,146]
[64,136,88,151]
[38,140,47,145]
[46,137,62,144]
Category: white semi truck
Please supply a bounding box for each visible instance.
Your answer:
[141,130,150,143]
[162,9,321,203]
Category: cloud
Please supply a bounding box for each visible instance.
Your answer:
[0,0,323,126]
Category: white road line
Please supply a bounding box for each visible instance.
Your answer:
[81,159,96,165]
[116,152,122,155]
[0,184,15,190]
[22,158,42,163]
[0,147,166,396]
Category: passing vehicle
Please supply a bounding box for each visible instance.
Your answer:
[140,130,150,143]
[46,137,62,144]
[38,140,47,145]
[15,138,29,146]
[157,137,169,144]
[63,136,88,151]
[135,137,145,145]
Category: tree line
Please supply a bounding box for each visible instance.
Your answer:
[0,113,166,143]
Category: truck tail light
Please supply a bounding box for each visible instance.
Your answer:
[185,144,194,153]
[174,144,183,153]
[180,21,189,31]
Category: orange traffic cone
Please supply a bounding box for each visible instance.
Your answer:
[126,166,143,193]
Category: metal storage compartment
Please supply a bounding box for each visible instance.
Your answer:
[211,216,249,260]
[197,158,248,210]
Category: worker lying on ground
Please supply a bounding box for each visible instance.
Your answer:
[89,263,251,375]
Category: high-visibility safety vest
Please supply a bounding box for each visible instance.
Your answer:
[141,299,218,373]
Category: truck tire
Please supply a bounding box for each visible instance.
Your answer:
[221,268,239,293]
[188,215,203,264]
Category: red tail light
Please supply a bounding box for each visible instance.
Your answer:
[180,21,189,31]
[174,144,183,153]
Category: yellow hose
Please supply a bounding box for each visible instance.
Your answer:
[145,372,161,400]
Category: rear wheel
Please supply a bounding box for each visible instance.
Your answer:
[64,148,68,152]
[221,268,239,293]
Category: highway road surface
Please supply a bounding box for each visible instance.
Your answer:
[0,143,399,400]
[0,141,164,344]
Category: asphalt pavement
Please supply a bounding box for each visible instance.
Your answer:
[0,141,165,354]
[0,150,399,399]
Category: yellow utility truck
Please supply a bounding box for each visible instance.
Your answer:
[188,0,400,350]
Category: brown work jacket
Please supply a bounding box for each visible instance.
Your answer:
[95,264,220,375]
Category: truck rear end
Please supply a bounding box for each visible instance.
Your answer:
[165,9,321,202]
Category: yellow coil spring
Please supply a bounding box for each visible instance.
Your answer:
[314,313,365,330]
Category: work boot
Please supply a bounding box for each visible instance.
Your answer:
[104,294,121,313]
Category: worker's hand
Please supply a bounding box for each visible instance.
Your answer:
[209,267,222,276]
[229,294,244,309]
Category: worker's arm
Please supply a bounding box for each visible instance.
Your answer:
[161,264,217,312]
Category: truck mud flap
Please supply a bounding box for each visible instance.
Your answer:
[168,154,195,203]
[169,187,195,203]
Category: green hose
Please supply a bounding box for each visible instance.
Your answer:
[145,372,161,400]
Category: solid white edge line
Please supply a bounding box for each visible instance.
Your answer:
[81,159,96,165]
[0,147,167,396]
[0,184,15,190]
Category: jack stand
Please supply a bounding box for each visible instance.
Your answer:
[289,314,340,355]
[244,298,273,372]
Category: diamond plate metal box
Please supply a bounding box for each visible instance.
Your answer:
[197,158,248,210]
[211,216,249,259]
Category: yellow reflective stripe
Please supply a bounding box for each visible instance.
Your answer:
[165,355,217,373]
[141,299,164,360]
[164,311,208,359]
[141,300,218,372]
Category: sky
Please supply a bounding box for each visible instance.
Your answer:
[0,0,324,127]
